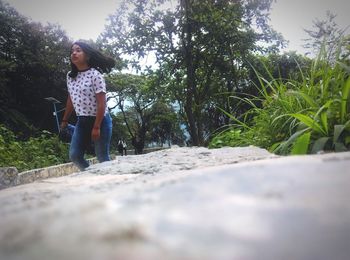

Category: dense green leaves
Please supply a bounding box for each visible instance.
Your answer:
[106,72,184,152]
[0,0,71,135]
[0,125,69,172]
[210,45,350,155]
[291,132,311,155]
[100,0,285,145]
[2,0,349,172]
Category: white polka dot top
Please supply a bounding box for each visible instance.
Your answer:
[67,68,108,116]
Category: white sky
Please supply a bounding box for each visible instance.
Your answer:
[4,0,350,54]
[270,0,349,54]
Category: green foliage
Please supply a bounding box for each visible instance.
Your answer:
[209,129,244,148]
[110,113,131,151]
[273,56,350,154]
[106,72,184,151]
[145,102,185,146]
[0,0,72,135]
[0,125,69,172]
[291,132,311,155]
[210,44,350,155]
[100,0,286,145]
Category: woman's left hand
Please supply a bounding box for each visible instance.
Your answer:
[91,127,101,141]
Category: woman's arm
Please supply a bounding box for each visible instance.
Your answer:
[60,95,74,129]
[91,92,106,141]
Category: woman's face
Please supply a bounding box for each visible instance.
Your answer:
[70,44,88,67]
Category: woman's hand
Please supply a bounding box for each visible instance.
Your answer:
[91,127,101,141]
[60,121,68,131]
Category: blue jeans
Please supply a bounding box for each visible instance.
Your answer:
[69,113,112,171]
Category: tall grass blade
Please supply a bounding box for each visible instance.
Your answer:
[217,106,251,130]
[334,142,348,152]
[333,120,350,143]
[290,113,326,135]
[333,125,344,144]
[341,77,350,124]
[311,137,330,154]
[273,128,310,154]
[320,111,328,135]
[337,61,350,73]
[291,132,311,155]
[288,90,318,108]
[249,64,270,100]
[229,95,258,109]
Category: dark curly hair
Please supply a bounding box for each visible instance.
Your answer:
[68,41,115,78]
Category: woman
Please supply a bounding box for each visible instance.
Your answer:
[60,41,115,170]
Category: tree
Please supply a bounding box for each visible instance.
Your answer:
[222,51,312,125]
[110,112,131,152]
[100,0,285,146]
[0,0,72,136]
[106,71,185,152]
[145,101,185,146]
[106,72,160,153]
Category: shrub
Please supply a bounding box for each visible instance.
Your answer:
[0,125,69,171]
[210,47,350,155]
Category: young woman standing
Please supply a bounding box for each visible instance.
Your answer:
[60,41,115,170]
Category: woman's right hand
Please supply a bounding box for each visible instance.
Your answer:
[60,121,68,131]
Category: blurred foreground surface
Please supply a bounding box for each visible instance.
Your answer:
[0,146,349,260]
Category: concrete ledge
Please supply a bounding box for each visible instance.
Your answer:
[16,162,80,186]
[0,167,18,190]
[0,148,168,190]
[0,158,98,190]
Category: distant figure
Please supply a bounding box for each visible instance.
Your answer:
[60,41,115,171]
[117,139,124,156]
[122,140,127,156]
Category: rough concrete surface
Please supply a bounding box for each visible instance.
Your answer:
[0,167,18,189]
[0,146,349,260]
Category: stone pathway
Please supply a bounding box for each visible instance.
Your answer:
[0,146,349,260]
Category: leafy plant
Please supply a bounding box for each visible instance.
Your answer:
[274,58,350,154]
[0,125,69,172]
[209,43,350,155]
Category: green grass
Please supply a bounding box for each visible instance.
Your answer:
[0,125,70,171]
[210,49,350,155]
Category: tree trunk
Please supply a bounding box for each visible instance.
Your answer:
[181,0,200,146]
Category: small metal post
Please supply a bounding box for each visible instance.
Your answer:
[52,102,60,132]
[44,97,62,133]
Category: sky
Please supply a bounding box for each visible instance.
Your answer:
[4,0,350,55]
[270,0,349,54]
